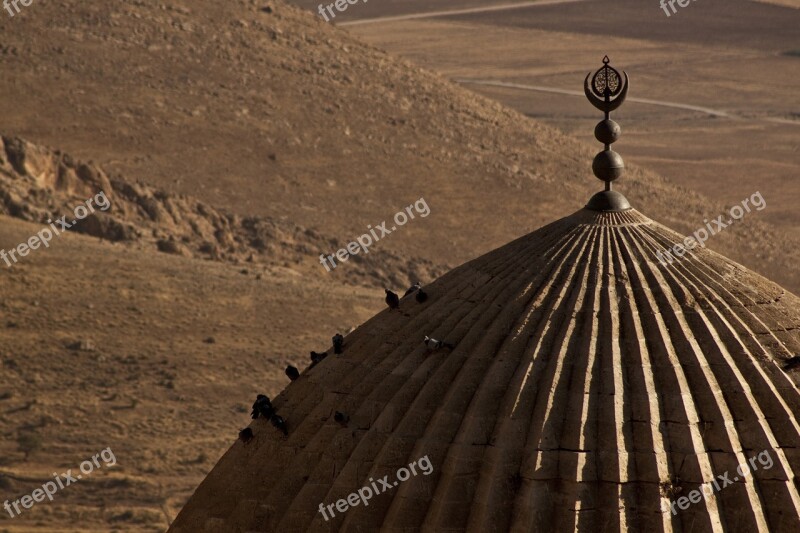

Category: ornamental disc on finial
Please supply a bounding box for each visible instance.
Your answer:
[585,57,629,114]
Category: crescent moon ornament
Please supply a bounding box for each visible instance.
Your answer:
[584,70,629,114]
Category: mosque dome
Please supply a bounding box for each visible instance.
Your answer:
[169,59,800,533]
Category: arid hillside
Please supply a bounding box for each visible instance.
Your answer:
[0,0,797,292]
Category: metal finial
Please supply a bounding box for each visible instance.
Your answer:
[585,56,632,212]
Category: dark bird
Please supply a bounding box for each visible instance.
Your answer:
[238,427,254,443]
[332,333,344,355]
[251,394,273,419]
[659,477,682,499]
[784,356,800,371]
[310,351,328,365]
[424,335,455,350]
[334,411,350,426]
[403,282,421,297]
[415,289,428,303]
[385,289,400,309]
[285,365,300,381]
[270,414,288,436]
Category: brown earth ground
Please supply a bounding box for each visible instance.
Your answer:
[0,0,797,531]
[0,214,377,531]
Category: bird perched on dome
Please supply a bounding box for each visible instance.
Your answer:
[332,333,344,354]
[238,427,254,443]
[251,394,273,419]
[270,414,288,436]
[285,365,300,381]
[385,289,400,309]
[403,282,421,297]
[424,336,454,350]
[783,356,800,371]
[310,351,327,365]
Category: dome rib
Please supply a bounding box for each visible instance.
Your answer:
[603,225,652,533]
[610,225,675,532]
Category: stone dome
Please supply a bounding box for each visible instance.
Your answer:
[169,207,800,532]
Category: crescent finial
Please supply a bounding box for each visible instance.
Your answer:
[584,57,632,212]
[584,70,629,114]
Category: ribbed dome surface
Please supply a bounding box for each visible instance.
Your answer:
[170,208,800,533]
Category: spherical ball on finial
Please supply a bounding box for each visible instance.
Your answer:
[592,149,625,183]
[594,119,621,145]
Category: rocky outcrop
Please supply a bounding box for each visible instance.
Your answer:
[0,136,445,286]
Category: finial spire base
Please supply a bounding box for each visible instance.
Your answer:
[585,190,631,212]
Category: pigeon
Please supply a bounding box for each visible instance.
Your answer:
[659,475,683,499]
[385,289,400,309]
[783,356,800,371]
[334,411,350,426]
[270,414,288,436]
[252,393,270,405]
[239,427,254,443]
[251,394,273,419]
[285,365,300,381]
[332,333,344,355]
[424,336,455,350]
[415,289,428,303]
[403,282,421,297]
[310,351,328,365]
